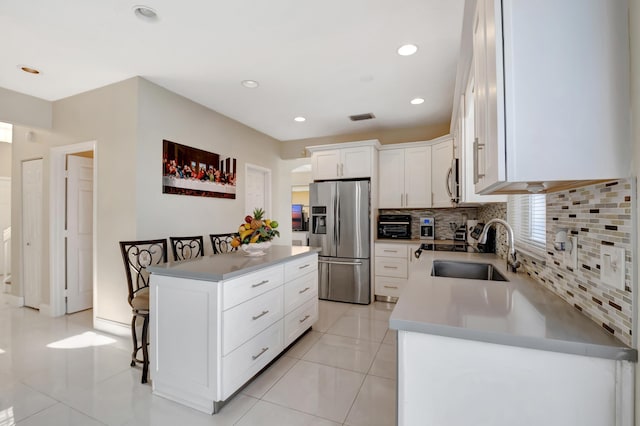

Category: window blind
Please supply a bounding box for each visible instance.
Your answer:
[507,194,546,257]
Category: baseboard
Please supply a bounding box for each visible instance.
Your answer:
[3,293,24,307]
[39,304,52,316]
[94,316,130,337]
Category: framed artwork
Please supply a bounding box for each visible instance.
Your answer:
[162,139,237,199]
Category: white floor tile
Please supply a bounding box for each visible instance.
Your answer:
[343,302,395,322]
[382,328,397,347]
[344,375,397,426]
[326,315,388,342]
[0,380,58,424]
[236,400,340,426]
[284,330,323,359]
[313,301,350,333]
[302,334,380,373]
[263,360,365,423]
[242,356,298,398]
[368,344,397,379]
[15,402,105,426]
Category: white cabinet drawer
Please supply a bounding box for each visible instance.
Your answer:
[221,319,283,400]
[284,270,318,313]
[284,254,318,282]
[375,244,408,258]
[284,297,318,347]
[223,265,284,311]
[375,276,407,299]
[375,257,408,278]
[223,286,283,356]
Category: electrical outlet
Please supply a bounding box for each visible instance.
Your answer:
[600,245,625,291]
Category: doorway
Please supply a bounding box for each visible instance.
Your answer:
[245,164,272,216]
[50,141,97,317]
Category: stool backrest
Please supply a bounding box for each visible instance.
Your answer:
[119,239,167,305]
[169,236,204,261]
[209,233,239,254]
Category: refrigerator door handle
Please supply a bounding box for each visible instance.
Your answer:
[335,186,340,248]
[318,259,364,266]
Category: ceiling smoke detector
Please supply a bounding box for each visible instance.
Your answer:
[133,5,158,22]
[349,113,376,122]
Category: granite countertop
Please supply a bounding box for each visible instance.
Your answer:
[390,251,637,362]
[148,245,320,281]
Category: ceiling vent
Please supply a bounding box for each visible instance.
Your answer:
[349,113,376,121]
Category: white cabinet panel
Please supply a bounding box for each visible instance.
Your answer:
[312,150,341,180]
[284,297,318,347]
[404,146,431,208]
[378,150,405,208]
[223,265,284,311]
[374,244,407,259]
[472,0,630,194]
[284,270,317,313]
[341,146,372,178]
[431,139,454,208]
[309,142,378,180]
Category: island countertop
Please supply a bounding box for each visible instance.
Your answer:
[148,245,320,281]
[389,251,637,362]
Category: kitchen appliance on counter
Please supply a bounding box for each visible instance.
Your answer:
[310,180,370,304]
[377,214,411,239]
[419,217,435,240]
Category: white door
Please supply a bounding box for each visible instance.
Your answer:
[66,155,93,313]
[22,159,43,309]
[0,178,11,278]
[245,164,272,217]
[340,147,372,178]
[378,149,405,208]
[311,150,340,180]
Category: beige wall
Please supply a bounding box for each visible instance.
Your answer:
[280,122,450,159]
[11,78,138,322]
[0,87,52,129]
[0,144,11,177]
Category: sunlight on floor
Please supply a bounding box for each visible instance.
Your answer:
[47,331,117,349]
[0,407,14,426]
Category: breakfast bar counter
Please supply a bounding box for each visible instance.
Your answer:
[147,246,319,414]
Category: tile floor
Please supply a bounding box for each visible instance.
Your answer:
[0,296,397,425]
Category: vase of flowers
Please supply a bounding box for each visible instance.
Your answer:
[231,208,280,256]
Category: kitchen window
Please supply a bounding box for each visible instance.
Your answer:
[507,194,546,258]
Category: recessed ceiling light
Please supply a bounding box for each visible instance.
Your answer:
[241,80,259,89]
[397,44,418,56]
[133,5,158,22]
[410,98,425,105]
[18,65,40,75]
[294,117,306,122]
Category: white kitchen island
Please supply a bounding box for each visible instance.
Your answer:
[389,252,636,426]
[147,245,319,414]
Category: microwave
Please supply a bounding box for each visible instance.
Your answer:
[377,214,411,239]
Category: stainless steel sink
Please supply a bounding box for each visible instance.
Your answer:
[431,260,508,282]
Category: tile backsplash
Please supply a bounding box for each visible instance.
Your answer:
[483,180,634,346]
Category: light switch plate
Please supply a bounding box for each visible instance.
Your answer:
[600,245,626,291]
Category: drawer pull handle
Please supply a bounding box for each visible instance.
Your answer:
[383,266,398,269]
[298,264,310,270]
[298,287,311,294]
[252,347,269,360]
[252,310,269,320]
[299,314,311,323]
[383,250,397,253]
[251,280,269,288]
[384,285,399,289]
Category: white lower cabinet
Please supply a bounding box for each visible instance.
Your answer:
[398,331,634,426]
[150,253,318,414]
[222,320,284,400]
[375,242,424,299]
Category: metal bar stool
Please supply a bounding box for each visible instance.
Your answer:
[119,238,167,384]
[209,233,239,254]
[169,236,204,261]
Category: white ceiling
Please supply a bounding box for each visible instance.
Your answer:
[0,0,465,141]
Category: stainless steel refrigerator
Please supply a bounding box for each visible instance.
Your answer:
[309,180,370,304]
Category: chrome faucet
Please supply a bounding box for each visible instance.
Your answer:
[477,218,521,273]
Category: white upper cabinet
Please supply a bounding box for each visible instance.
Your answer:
[431,138,455,208]
[308,141,379,181]
[472,0,631,194]
[379,143,433,209]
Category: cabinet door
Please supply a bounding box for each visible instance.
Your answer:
[404,146,431,208]
[341,146,372,178]
[473,0,489,194]
[431,140,454,208]
[312,150,340,180]
[378,149,406,208]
